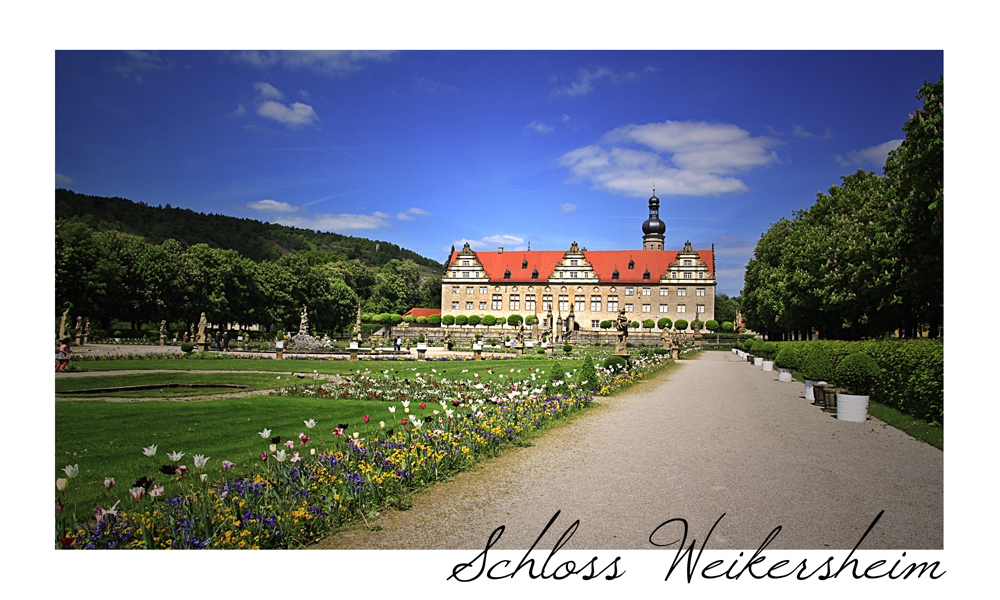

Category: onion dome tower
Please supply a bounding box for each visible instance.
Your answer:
[642,190,666,250]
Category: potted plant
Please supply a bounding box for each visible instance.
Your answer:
[761,342,778,371]
[834,352,880,422]
[750,339,765,366]
[774,344,798,382]
[800,344,833,402]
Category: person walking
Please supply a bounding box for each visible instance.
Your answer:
[55,338,71,372]
[223,330,230,351]
[214,330,222,351]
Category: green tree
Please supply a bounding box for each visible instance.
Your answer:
[657,317,671,330]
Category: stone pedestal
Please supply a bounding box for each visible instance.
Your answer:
[349,349,358,361]
[160,335,166,346]
[515,346,525,357]
[417,349,427,360]
[473,349,482,360]
[672,347,679,360]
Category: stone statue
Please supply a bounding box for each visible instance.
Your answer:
[84,319,90,337]
[352,304,362,342]
[660,326,671,349]
[515,323,525,347]
[615,308,629,353]
[59,309,69,340]
[299,305,309,335]
[197,313,207,343]
[159,320,166,335]
[75,316,82,334]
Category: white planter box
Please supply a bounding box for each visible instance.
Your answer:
[276,341,284,349]
[778,367,793,382]
[473,343,483,350]
[837,394,870,422]
[417,343,427,350]
[762,360,774,372]
[753,357,763,366]
[349,342,358,349]
[527,341,535,348]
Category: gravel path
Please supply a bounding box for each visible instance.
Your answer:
[313,351,943,550]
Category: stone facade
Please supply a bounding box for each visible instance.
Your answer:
[440,194,716,332]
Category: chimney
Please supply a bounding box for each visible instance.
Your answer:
[498,247,504,254]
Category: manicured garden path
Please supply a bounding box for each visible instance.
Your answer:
[315,351,943,550]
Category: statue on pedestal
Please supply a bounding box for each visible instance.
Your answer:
[615,308,629,354]
[299,305,309,335]
[59,308,69,340]
[197,313,207,343]
[352,304,362,343]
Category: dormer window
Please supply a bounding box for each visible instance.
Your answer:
[504,268,511,279]
[643,268,651,280]
[531,268,539,279]
[612,268,619,280]
[522,258,528,269]
[628,258,635,269]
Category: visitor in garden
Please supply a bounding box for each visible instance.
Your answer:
[214,330,222,350]
[223,330,230,351]
[55,338,71,372]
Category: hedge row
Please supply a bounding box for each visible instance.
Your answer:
[775,339,943,424]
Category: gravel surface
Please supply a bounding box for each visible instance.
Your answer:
[313,351,943,550]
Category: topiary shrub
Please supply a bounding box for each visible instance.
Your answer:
[180,342,194,353]
[455,315,468,327]
[417,332,425,343]
[276,330,284,341]
[416,316,427,325]
[507,314,523,327]
[603,355,628,372]
[563,344,572,354]
[742,339,754,352]
[801,344,834,382]
[442,315,455,326]
[642,319,655,330]
[600,320,612,330]
[750,338,765,356]
[761,341,777,361]
[482,315,496,328]
[547,361,568,396]
[657,317,671,330]
[774,344,798,370]
[630,321,640,329]
[705,320,719,332]
[835,352,880,395]
[427,314,441,326]
[403,315,416,324]
[525,315,536,326]
[468,315,481,327]
[720,321,734,333]
[579,354,598,392]
[675,319,688,331]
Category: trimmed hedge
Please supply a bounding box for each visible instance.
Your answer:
[776,339,943,424]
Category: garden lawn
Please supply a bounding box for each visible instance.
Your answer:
[56,372,296,398]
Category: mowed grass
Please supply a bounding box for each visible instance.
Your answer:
[55,355,606,511]
[56,372,298,398]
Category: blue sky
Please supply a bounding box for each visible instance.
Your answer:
[55,50,942,296]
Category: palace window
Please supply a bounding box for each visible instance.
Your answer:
[559,295,569,311]
[659,304,669,313]
[570,259,578,266]
[480,286,488,294]
[575,295,585,311]
[504,268,511,279]
[522,259,528,269]
[684,272,692,279]
[660,288,669,296]
[492,295,502,310]
[451,301,459,309]
[696,288,705,296]
[479,302,487,310]
[625,287,634,296]
[608,296,619,311]
[462,272,469,278]
[625,303,633,312]
[699,272,705,279]
[591,296,601,312]
[526,294,536,311]
[697,304,705,313]
[671,272,677,279]
[643,268,650,280]
[462,260,470,266]
[677,304,686,313]
[465,302,473,310]
[628,258,635,269]
[677,288,687,297]
[612,268,619,280]
[683,259,691,266]
[509,295,520,311]
[542,294,552,311]
[531,268,539,279]
[452,286,460,294]
[466,286,474,294]
[642,287,651,296]
[591,320,600,328]
[642,304,651,313]
[570,271,578,278]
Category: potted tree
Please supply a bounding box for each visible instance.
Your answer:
[774,344,798,382]
[750,339,765,366]
[760,341,777,371]
[834,352,880,422]
[800,344,833,403]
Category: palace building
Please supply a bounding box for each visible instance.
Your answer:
[440,193,716,332]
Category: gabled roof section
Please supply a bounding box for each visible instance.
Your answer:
[474,250,566,283]
[582,249,714,283]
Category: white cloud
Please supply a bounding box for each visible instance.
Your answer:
[550,66,640,97]
[712,240,757,259]
[834,139,904,169]
[252,82,284,100]
[452,234,528,252]
[248,199,296,213]
[525,120,554,134]
[415,77,458,94]
[558,203,577,214]
[274,211,392,231]
[232,50,397,76]
[55,173,73,185]
[792,125,833,139]
[113,50,171,82]
[232,104,246,116]
[399,207,432,219]
[257,100,318,127]
[559,120,780,197]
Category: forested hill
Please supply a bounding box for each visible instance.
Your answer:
[55,189,442,269]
